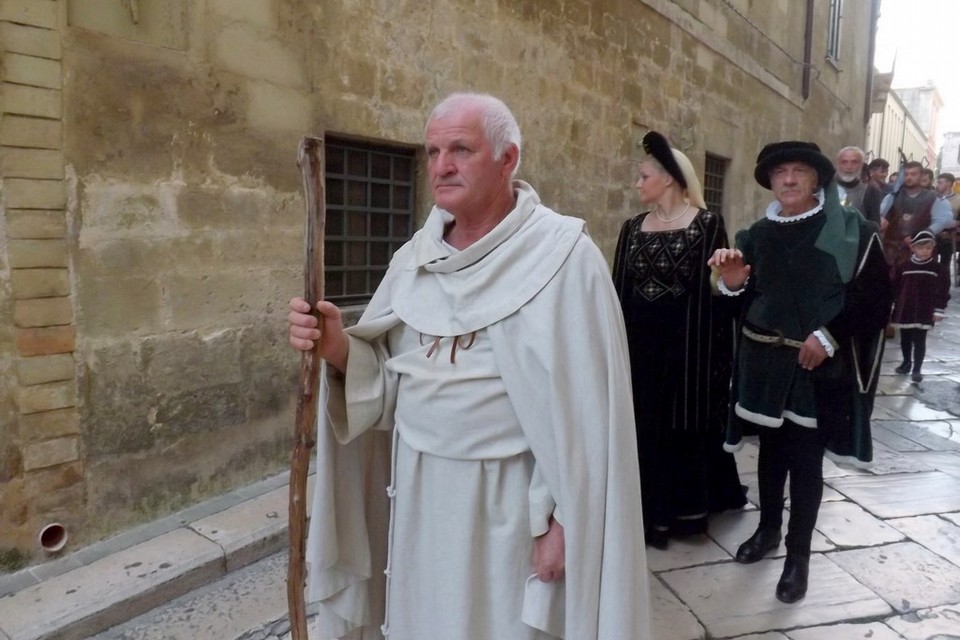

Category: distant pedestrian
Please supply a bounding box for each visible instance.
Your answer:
[835,146,882,225]
[891,230,951,383]
[921,167,936,190]
[880,161,952,267]
[935,173,960,269]
[867,158,890,193]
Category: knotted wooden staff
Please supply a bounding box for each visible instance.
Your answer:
[289,136,325,640]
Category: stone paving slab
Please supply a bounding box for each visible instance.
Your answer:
[732,633,789,639]
[646,533,731,571]
[814,501,905,548]
[871,423,931,452]
[876,375,916,396]
[659,554,891,638]
[888,514,960,567]
[827,471,960,518]
[945,512,960,527]
[649,573,705,640]
[884,603,960,639]
[866,442,936,474]
[785,621,903,639]
[0,528,223,640]
[878,421,960,451]
[874,396,956,421]
[709,509,834,560]
[734,440,760,474]
[828,541,960,613]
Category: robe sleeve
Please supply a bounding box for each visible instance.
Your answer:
[327,333,398,444]
[528,462,559,536]
[935,263,951,314]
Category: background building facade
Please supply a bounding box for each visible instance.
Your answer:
[867,76,930,168]
[0,0,878,569]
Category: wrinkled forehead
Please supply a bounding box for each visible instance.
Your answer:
[771,161,816,174]
[837,150,863,163]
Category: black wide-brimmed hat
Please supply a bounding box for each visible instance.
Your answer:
[642,130,687,189]
[753,141,835,190]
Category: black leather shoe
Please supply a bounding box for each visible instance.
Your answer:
[776,552,810,603]
[895,362,912,374]
[645,528,669,550]
[735,527,781,564]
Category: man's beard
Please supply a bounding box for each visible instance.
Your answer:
[837,171,861,183]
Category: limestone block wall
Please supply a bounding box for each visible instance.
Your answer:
[0,0,875,567]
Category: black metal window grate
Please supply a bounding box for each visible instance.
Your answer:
[324,138,416,305]
[703,153,728,216]
[826,0,843,62]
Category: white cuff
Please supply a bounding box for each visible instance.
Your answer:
[718,276,747,296]
[813,329,836,357]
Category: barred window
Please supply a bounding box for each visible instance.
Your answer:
[826,0,843,62]
[703,153,728,217]
[324,138,416,305]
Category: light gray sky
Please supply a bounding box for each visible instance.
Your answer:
[874,0,959,149]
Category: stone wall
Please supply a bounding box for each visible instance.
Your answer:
[0,0,875,566]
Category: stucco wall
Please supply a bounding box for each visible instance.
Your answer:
[0,0,874,566]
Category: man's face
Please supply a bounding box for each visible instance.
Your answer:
[869,166,888,185]
[920,172,934,189]
[770,162,819,213]
[425,107,516,217]
[836,150,863,182]
[912,242,935,261]
[937,177,954,196]
[903,167,922,188]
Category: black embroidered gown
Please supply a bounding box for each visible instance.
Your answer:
[612,209,746,543]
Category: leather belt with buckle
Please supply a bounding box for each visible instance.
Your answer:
[742,326,805,349]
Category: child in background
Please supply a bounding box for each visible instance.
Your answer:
[891,230,951,383]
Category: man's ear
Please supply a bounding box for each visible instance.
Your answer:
[501,143,519,175]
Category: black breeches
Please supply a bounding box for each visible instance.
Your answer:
[757,420,825,553]
[900,328,928,372]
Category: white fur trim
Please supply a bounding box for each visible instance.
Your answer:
[735,402,785,427]
[723,440,744,453]
[782,410,818,428]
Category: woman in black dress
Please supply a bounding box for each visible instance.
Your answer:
[612,131,746,549]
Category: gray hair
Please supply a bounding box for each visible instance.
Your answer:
[427,93,522,177]
[837,146,865,162]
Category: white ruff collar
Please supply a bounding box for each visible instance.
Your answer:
[765,189,825,223]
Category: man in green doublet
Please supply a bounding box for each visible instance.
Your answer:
[709,141,891,604]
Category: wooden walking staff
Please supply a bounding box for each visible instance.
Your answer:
[288,136,325,639]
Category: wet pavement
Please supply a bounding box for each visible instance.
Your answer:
[4,310,960,639]
[650,310,960,639]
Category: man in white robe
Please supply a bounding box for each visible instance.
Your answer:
[288,93,651,639]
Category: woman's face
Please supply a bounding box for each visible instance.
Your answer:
[634,160,671,205]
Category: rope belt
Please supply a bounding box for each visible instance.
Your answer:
[742,325,805,349]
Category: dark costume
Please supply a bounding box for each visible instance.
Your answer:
[722,139,892,605]
[725,197,891,468]
[891,253,950,377]
[883,189,937,266]
[837,177,882,226]
[613,208,746,542]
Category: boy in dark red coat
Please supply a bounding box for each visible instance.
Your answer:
[891,230,951,382]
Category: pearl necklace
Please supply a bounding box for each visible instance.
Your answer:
[653,203,691,223]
